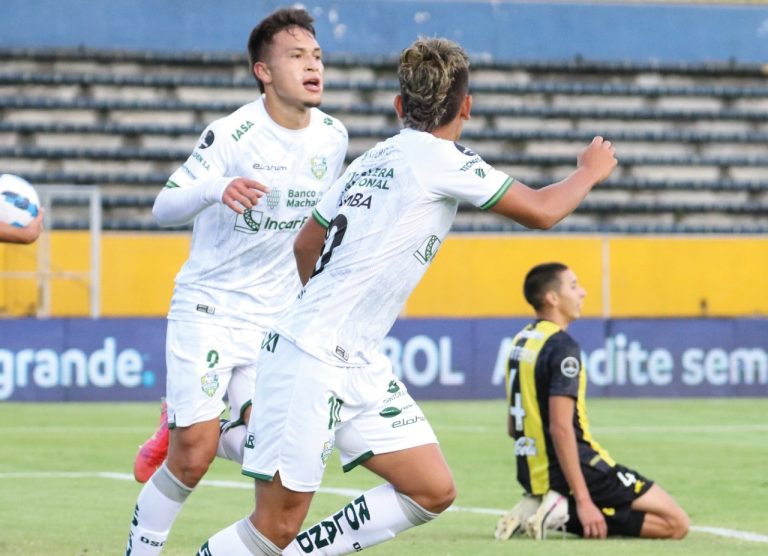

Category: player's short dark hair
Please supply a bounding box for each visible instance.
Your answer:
[397,37,470,132]
[523,262,569,311]
[247,8,316,93]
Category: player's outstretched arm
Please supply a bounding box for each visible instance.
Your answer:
[153,177,269,226]
[0,210,44,244]
[294,217,327,285]
[490,137,617,229]
[549,395,608,539]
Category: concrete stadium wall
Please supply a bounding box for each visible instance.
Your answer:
[4,1,768,62]
[2,232,767,318]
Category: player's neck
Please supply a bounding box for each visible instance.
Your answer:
[537,310,570,331]
[262,93,312,130]
[431,116,464,142]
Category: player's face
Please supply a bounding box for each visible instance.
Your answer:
[258,27,323,109]
[556,269,586,322]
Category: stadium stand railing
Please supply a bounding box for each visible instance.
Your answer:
[1,47,767,233]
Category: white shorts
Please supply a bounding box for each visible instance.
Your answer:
[242,333,438,492]
[165,319,266,428]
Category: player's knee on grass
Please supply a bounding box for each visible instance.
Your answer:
[665,507,690,539]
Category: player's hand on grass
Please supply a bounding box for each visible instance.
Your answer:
[576,498,607,539]
[221,178,270,214]
[577,136,617,185]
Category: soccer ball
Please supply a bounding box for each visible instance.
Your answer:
[0,174,40,227]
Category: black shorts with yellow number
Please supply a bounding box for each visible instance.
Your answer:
[565,462,654,537]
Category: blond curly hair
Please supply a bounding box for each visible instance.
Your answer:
[397,37,470,132]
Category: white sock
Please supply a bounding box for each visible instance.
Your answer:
[283,483,437,555]
[126,462,193,555]
[198,517,281,556]
[216,420,246,463]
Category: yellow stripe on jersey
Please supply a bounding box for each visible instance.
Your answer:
[576,361,615,467]
[518,320,561,494]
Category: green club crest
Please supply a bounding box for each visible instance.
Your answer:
[320,439,335,465]
[200,371,220,397]
[310,155,328,180]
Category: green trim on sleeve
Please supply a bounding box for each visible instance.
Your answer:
[312,208,330,228]
[479,177,515,211]
[164,180,180,189]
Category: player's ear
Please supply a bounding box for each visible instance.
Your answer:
[253,62,271,86]
[460,94,472,120]
[544,289,559,308]
[394,94,405,119]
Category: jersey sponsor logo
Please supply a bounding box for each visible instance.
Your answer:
[235,210,308,234]
[342,167,394,192]
[459,156,482,172]
[560,356,580,378]
[339,192,372,209]
[139,536,166,548]
[198,129,215,149]
[197,541,213,556]
[294,494,371,553]
[362,145,396,161]
[266,188,281,209]
[514,436,537,456]
[387,379,400,394]
[413,235,442,265]
[200,371,219,397]
[508,345,534,363]
[454,142,477,157]
[310,155,328,179]
[196,304,214,315]
[190,151,211,171]
[335,345,349,361]
[231,120,255,142]
[379,406,402,418]
[391,414,426,428]
[382,389,407,404]
[181,164,197,180]
[252,162,287,172]
[287,189,319,208]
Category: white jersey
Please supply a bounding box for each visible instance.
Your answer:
[166,96,348,329]
[274,128,513,365]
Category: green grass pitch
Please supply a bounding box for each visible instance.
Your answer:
[1,398,766,555]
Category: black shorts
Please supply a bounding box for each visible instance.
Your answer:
[565,462,654,537]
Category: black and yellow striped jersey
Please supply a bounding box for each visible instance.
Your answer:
[505,319,614,496]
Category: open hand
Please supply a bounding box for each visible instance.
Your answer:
[221,178,270,214]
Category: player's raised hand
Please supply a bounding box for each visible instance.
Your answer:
[221,178,270,214]
[577,136,617,184]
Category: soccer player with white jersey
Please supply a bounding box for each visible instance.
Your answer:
[125,8,347,555]
[197,37,617,555]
